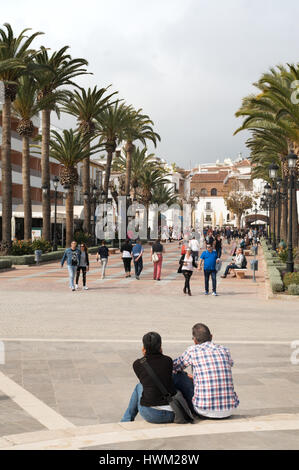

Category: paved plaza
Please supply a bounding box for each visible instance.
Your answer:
[0,242,298,449]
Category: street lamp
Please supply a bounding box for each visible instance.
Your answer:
[276,177,282,245]
[286,151,298,272]
[264,183,271,242]
[269,163,279,250]
[91,184,98,246]
[53,176,59,251]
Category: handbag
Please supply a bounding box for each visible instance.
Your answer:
[152,252,159,263]
[140,358,194,424]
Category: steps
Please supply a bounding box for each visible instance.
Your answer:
[1,413,299,450]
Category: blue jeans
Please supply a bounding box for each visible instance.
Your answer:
[172,372,195,414]
[121,383,175,424]
[67,265,77,289]
[134,257,143,277]
[204,269,217,293]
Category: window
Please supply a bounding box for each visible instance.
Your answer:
[205,202,212,210]
[200,188,207,196]
[211,188,217,196]
[205,214,212,222]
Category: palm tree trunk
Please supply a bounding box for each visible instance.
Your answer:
[1,96,12,250]
[82,148,90,234]
[125,141,134,196]
[103,145,115,197]
[22,135,32,240]
[66,187,74,247]
[41,109,51,241]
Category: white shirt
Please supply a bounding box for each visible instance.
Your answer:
[194,406,233,419]
[235,254,244,268]
[182,255,194,271]
[122,250,132,258]
[189,239,200,251]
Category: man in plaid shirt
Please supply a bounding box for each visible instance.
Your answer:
[173,323,239,418]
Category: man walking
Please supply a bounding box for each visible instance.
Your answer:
[199,244,220,296]
[189,236,200,261]
[173,323,239,418]
[96,240,109,279]
[132,238,144,279]
[61,240,81,291]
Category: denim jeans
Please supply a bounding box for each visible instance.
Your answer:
[204,269,217,293]
[134,256,143,277]
[100,258,108,278]
[191,250,199,262]
[224,263,239,277]
[67,265,77,289]
[121,383,175,424]
[172,372,195,413]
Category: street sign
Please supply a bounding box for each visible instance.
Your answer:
[0,81,5,104]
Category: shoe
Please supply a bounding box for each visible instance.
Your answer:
[75,284,79,290]
[212,292,218,296]
[71,287,75,291]
[83,286,89,290]
[183,288,186,294]
[188,292,192,296]
[220,275,226,278]
[135,275,140,280]
[204,292,209,295]
[157,279,161,281]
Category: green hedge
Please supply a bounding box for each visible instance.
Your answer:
[0,259,13,269]
[288,284,299,295]
[0,255,35,265]
[283,272,299,288]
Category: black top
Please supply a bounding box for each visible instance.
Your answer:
[215,239,222,250]
[152,242,163,253]
[121,242,132,253]
[98,246,109,258]
[133,353,176,406]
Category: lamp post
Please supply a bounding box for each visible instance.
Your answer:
[92,184,98,246]
[264,183,271,243]
[286,151,298,273]
[276,177,282,245]
[269,163,279,251]
[53,176,59,251]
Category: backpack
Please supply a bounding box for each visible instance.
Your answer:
[241,256,247,269]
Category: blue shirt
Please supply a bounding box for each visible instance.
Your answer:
[200,250,218,271]
[132,243,143,257]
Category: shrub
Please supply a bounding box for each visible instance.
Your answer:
[74,231,91,245]
[31,239,52,253]
[277,247,297,263]
[288,284,299,295]
[283,272,299,288]
[10,240,33,255]
[0,259,12,269]
[271,280,284,293]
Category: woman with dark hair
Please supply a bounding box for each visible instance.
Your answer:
[178,247,197,296]
[151,238,164,281]
[121,238,132,278]
[75,243,89,290]
[121,332,176,423]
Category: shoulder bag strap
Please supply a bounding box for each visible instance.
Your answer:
[140,358,171,399]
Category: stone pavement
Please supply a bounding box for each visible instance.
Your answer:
[0,241,298,449]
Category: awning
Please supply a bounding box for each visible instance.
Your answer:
[9,204,84,221]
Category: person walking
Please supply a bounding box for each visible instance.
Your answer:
[199,244,220,296]
[96,240,109,279]
[75,243,89,290]
[61,240,81,291]
[178,247,197,296]
[189,236,200,262]
[151,238,164,281]
[121,238,132,278]
[215,234,222,259]
[132,238,144,280]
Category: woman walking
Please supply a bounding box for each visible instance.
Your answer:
[215,234,222,259]
[121,238,132,278]
[151,238,164,281]
[178,247,197,296]
[96,240,109,279]
[75,243,89,290]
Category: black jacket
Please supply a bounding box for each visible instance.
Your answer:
[133,353,176,406]
[178,254,198,273]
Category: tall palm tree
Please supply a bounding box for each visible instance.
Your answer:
[33,46,89,241]
[0,23,43,250]
[97,101,129,197]
[62,86,116,234]
[120,107,161,196]
[12,76,59,240]
[48,129,101,246]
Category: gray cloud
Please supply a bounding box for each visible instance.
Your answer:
[3,0,299,166]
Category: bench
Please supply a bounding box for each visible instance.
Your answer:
[244,250,251,256]
[108,248,118,255]
[231,269,247,279]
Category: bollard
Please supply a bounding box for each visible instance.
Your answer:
[34,249,42,265]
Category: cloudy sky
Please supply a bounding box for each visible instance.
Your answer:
[3,0,299,167]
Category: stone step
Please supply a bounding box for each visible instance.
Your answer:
[1,413,299,450]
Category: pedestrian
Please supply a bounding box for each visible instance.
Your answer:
[215,234,222,259]
[151,238,164,281]
[221,248,246,278]
[96,240,109,279]
[189,236,200,262]
[199,244,220,296]
[121,332,176,423]
[178,247,198,296]
[132,238,144,280]
[75,243,89,290]
[121,238,132,278]
[61,240,81,291]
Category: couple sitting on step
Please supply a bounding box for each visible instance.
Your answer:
[121,324,239,423]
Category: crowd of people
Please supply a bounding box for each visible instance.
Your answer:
[60,225,261,293]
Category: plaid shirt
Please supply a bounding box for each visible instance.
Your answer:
[173,342,239,411]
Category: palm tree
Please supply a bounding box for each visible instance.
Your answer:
[62,86,116,234]
[97,101,129,197]
[48,130,101,246]
[12,76,59,240]
[33,46,89,241]
[0,23,43,250]
[120,107,161,196]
